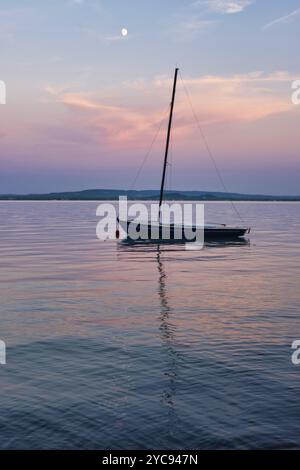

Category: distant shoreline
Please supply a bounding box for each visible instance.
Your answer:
[0,189,300,202]
[0,189,299,202]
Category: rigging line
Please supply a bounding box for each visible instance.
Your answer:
[129,106,170,192]
[178,70,245,224]
[166,140,173,195]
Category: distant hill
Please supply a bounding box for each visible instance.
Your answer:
[0,189,299,201]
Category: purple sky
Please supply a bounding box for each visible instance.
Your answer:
[0,0,299,195]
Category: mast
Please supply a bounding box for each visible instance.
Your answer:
[158,67,179,222]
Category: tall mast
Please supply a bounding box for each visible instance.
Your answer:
[158,67,179,222]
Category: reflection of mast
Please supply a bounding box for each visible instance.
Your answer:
[157,247,174,341]
[156,246,178,415]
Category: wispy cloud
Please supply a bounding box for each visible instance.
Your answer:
[172,17,217,40]
[194,0,254,14]
[59,94,122,113]
[68,0,102,14]
[44,70,296,150]
[263,7,300,30]
[81,27,129,43]
[168,0,252,41]
[104,34,128,43]
[44,87,164,146]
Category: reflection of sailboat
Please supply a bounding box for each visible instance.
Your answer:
[116,239,250,439]
[119,237,250,250]
[156,246,179,421]
[116,241,180,427]
[157,247,174,342]
[118,68,251,242]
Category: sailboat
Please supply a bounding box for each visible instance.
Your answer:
[118,68,250,242]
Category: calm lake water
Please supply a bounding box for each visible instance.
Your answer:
[0,201,300,450]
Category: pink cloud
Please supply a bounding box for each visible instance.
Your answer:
[44,71,295,152]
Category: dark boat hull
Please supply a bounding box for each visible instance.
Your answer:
[118,219,249,242]
[203,227,248,239]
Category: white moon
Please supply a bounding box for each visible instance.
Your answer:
[121,28,128,37]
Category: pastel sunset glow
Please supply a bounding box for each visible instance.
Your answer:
[0,0,299,194]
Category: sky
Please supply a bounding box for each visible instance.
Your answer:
[0,0,299,195]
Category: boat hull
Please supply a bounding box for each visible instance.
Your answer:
[118,219,249,242]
